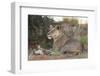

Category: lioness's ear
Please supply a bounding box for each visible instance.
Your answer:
[57,26,60,30]
[49,25,53,30]
[57,26,59,30]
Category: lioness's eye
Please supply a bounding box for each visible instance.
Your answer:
[57,26,60,30]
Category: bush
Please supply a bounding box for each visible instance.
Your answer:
[50,50,61,56]
[80,36,87,45]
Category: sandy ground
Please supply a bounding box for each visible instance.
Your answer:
[28,51,88,61]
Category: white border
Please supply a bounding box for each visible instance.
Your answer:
[11,2,97,74]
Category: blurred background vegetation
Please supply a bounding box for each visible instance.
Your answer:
[28,15,54,49]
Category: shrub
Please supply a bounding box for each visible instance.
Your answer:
[50,49,61,56]
[80,36,87,45]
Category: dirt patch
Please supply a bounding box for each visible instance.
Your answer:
[28,51,88,61]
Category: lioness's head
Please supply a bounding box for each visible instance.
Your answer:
[47,25,61,40]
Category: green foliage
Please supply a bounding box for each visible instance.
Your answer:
[50,49,61,56]
[40,39,53,49]
[63,17,78,25]
[71,19,78,25]
[80,36,87,45]
[63,18,71,23]
[28,15,54,49]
